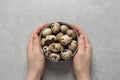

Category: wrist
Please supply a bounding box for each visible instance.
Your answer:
[26,69,42,80]
[75,72,90,80]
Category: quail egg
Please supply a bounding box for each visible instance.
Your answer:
[60,35,72,45]
[66,29,76,39]
[49,43,63,52]
[68,40,77,51]
[42,28,52,37]
[51,23,60,34]
[45,35,56,45]
[60,25,69,33]
[60,49,72,60]
[49,53,60,62]
[40,38,46,46]
[43,46,51,57]
[56,32,64,41]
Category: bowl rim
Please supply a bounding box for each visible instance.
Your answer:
[39,22,78,62]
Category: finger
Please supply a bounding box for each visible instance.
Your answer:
[71,24,81,35]
[26,34,33,53]
[78,35,86,55]
[33,34,41,54]
[27,23,47,51]
[71,24,90,46]
[86,43,92,58]
[33,23,48,34]
[72,24,92,58]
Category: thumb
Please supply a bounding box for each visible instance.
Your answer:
[78,35,85,55]
[33,34,40,54]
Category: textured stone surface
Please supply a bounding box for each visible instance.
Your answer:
[0,0,120,80]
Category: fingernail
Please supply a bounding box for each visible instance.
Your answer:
[33,34,38,39]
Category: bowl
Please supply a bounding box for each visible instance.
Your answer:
[39,22,78,62]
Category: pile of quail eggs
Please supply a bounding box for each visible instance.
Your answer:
[40,22,78,62]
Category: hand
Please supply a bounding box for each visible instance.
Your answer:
[72,24,92,80]
[26,23,48,80]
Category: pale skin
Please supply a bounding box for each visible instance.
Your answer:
[72,24,92,80]
[26,23,92,80]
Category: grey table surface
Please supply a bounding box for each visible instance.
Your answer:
[0,0,120,80]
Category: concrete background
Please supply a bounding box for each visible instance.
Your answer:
[0,0,120,80]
